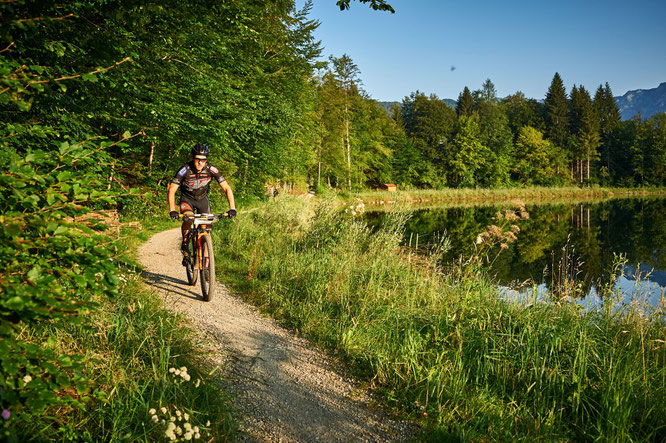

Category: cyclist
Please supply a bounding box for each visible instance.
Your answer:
[167,143,236,261]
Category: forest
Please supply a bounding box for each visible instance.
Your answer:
[3,1,664,202]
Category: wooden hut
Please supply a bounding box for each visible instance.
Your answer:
[377,183,397,192]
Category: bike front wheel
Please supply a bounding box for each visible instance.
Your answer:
[185,235,198,286]
[200,234,215,301]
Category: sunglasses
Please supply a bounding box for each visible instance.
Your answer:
[194,157,207,162]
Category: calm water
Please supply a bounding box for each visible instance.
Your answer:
[366,198,666,310]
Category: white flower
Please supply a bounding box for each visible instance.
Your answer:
[175,426,183,436]
[180,366,188,373]
[23,375,33,384]
[161,407,168,414]
[166,422,176,432]
[195,379,201,388]
[148,408,156,415]
[193,426,199,433]
[184,432,193,440]
[151,415,159,423]
[174,369,181,376]
[169,368,176,373]
[170,417,176,422]
[176,410,181,417]
[184,423,192,431]
[184,413,190,421]
[182,373,191,381]
[475,235,483,245]
[194,433,201,439]
[206,420,210,427]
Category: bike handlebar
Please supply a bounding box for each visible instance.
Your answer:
[173,213,230,222]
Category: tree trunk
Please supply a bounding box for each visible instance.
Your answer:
[148,143,155,172]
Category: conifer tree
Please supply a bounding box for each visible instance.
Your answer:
[544,73,569,148]
[569,85,600,183]
[456,86,474,117]
[593,82,621,180]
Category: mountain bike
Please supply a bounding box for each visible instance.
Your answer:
[178,213,229,301]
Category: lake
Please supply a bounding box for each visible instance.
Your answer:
[366,197,666,311]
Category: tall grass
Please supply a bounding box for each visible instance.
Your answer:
[356,186,666,208]
[9,225,236,441]
[215,197,666,441]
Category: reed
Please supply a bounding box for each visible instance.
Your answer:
[215,197,666,441]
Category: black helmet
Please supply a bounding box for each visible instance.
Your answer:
[191,143,210,157]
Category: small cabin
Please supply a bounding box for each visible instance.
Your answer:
[377,183,397,192]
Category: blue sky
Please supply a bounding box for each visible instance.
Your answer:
[302,0,666,101]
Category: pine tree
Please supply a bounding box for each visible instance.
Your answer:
[593,82,620,180]
[456,86,474,117]
[545,73,569,148]
[570,85,600,183]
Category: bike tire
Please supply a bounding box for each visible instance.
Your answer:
[200,235,215,301]
[185,235,198,286]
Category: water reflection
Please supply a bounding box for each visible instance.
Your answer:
[366,198,666,308]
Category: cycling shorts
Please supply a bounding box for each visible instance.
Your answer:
[179,195,211,215]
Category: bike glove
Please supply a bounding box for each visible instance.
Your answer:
[226,209,237,219]
[170,210,180,221]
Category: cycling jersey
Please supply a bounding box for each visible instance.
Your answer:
[171,162,226,201]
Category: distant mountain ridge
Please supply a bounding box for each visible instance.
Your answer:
[378,82,666,121]
[614,82,666,120]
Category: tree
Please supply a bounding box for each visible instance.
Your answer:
[512,126,566,185]
[456,87,474,117]
[336,0,395,12]
[569,85,601,183]
[544,73,569,149]
[446,115,488,187]
[593,82,621,182]
[501,91,546,135]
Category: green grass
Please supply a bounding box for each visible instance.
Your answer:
[9,219,236,441]
[355,186,666,208]
[214,196,666,441]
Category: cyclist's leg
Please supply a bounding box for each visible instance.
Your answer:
[179,199,195,255]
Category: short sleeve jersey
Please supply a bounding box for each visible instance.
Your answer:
[171,162,226,201]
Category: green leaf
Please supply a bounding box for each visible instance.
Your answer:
[5,296,25,310]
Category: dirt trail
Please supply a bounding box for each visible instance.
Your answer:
[138,228,415,442]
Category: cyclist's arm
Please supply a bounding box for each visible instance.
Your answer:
[219,180,235,211]
[167,182,179,213]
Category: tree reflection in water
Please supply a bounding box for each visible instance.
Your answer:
[366,198,666,306]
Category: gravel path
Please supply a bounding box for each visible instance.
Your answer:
[138,228,416,442]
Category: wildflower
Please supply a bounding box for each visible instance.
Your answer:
[148,408,156,415]
[475,235,483,245]
[1,409,10,420]
[170,416,176,422]
[176,426,183,436]
[423,412,428,418]
[169,367,176,373]
[510,224,520,234]
[184,432,193,440]
[184,423,192,431]
[183,373,191,381]
[195,379,201,387]
[500,243,509,250]
[161,407,168,414]
[184,413,190,421]
[165,429,176,441]
[176,410,182,417]
[166,422,176,432]
[193,426,199,433]
[206,420,211,427]
[195,433,201,439]
[174,369,181,376]
[151,415,159,423]
[420,405,425,410]
[180,366,188,373]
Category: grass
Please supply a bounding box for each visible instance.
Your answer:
[9,216,237,441]
[355,186,666,208]
[214,196,666,441]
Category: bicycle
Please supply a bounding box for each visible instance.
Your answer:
[177,213,229,301]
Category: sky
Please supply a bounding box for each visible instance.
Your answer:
[301,0,666,102]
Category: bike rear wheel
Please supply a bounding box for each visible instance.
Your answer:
[185,235,198,286]
[200,234,215,301]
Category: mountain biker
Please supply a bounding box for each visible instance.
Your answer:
[167,143,236,261]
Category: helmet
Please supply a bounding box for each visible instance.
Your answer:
[191,143,210,157]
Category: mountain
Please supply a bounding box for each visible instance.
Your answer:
[615,82,666,120]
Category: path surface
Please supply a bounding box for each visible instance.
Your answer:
[138,228,416,442]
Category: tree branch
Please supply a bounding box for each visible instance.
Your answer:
[0,42,15,53]
[28,56,131,86]
[17,13,76,23]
